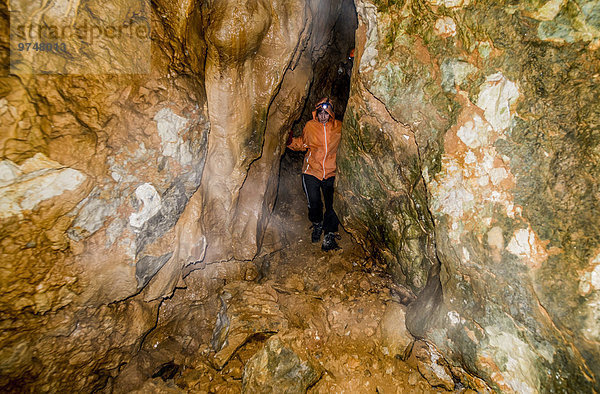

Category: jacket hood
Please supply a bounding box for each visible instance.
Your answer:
[312,98,335,121]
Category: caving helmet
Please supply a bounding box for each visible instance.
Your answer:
[315,98,333,113]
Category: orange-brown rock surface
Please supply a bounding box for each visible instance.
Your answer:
[0,0,353,390]
[3,0,599,391]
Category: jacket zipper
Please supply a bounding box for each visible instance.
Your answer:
[322,123,328,179]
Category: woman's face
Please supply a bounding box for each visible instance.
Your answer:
[317,110,330,124]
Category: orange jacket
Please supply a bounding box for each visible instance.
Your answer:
[287,103,342,180]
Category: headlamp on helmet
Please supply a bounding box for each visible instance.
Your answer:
[316,100,333,112]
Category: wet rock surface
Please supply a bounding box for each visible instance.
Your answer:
[337,0,600,391]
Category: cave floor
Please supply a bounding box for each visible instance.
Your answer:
[110,153,456,393]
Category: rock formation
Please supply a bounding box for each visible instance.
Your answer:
[337,0,600,391]
[2,0,599,391]
[0,0,355,390]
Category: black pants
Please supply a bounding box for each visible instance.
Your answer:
[302,174,339,234]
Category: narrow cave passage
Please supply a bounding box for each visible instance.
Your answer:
[4,0,598,390]
[107,1,462,391]
[1,0,459,391]
[105,1,460,391]
[291,0,357,124]
[114,139,439,392]
[276,0,357,242]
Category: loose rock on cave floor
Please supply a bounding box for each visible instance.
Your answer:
[107,187,489,393]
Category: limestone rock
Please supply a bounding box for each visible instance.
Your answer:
[337,0,600,391]
[379,302,413,359]
[0,0,349,390]
[242,335,320,394]
[130,379,185,394]
[407,340,455,391]
[211,282,288,369]
[0,153,88,219]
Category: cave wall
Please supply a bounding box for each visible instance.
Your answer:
[1,0,209,389]
[337,0,600,391]
[0,0,346,390]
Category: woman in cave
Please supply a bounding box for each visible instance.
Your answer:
[287,98,342,251]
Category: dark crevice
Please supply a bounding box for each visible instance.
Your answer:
[274,0,357,250]
[291,0,357,132]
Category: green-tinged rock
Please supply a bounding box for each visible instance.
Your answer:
[242,336,320,394]
[538,0,600,43]
[339,0,600,391]
[337,101,437,293]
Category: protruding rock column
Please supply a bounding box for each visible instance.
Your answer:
[202,0,277,262]
[201,0,344,262]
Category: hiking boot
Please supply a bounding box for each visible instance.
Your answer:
[322,232,340,251]
[311,222,323,243]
